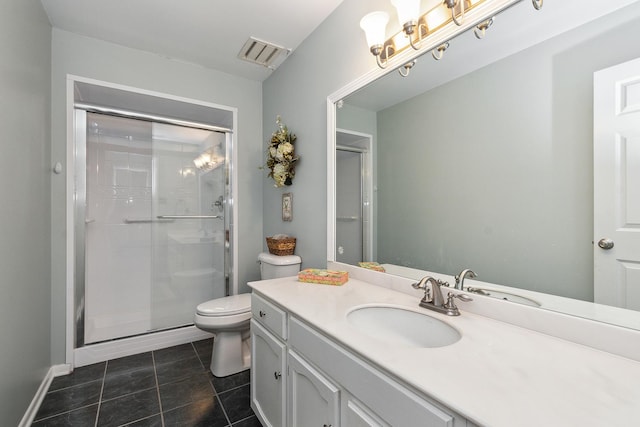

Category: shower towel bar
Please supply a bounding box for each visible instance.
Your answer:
[157,215,223,220]
[124,218,175,224]
[337,216,359,221]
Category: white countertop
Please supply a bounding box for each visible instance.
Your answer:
[249,276,640,427]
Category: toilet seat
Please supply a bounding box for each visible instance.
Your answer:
[196,293,251,317]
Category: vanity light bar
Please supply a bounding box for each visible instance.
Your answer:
[361,0,542,75]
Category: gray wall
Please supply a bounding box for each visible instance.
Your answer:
[375,7,640,300]
[0,1,51,424]
[263,0,391,268]
[50,29,264,363]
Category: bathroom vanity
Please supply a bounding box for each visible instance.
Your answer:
[249,272,640,427]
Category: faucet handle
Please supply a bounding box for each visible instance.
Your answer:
[411,277,432,302]
[444,292,473,310]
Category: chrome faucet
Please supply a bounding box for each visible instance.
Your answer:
[454,268,477,290]
[411,276,472,316]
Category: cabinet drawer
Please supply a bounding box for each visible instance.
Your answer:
[252,293,287,340]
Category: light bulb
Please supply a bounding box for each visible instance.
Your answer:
[391,0,421,30]
[360,11,390,52]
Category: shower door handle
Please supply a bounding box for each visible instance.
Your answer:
[156,215,222,220]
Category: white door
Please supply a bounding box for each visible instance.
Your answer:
[594,57,640,309]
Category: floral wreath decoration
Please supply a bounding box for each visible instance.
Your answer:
[266,115,300,187]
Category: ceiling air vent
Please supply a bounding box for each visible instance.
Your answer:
[238,37,291,70]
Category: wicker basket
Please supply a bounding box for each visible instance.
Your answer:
[266,236,296,256]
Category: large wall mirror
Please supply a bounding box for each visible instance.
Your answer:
[329,0,640,330]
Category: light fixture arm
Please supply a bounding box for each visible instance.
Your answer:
[408,22,427,51]
[370,45,389,69]
[398,60,416,77]
[376,54,388,69]
[444,0,464,26]
[532,0,543,10]
[474,17,494,39]
[431,42,449,61]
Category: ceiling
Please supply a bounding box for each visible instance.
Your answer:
[40,0,344,82]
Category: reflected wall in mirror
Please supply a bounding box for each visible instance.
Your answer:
[333,1,640,330]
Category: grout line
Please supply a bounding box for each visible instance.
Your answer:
[93,361,108,427]
[99,386,159,403]
[216,392,233,427]
[151,351,166,427]
[193,342,233,426]
[191,341,206,370]
[31,403,100,424]
[231,414,257,426]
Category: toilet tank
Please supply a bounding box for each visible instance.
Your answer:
[258,252,302,280]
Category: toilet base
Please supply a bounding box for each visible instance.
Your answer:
[210,330,251,377]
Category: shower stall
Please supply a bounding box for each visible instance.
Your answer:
[73,102,233,357]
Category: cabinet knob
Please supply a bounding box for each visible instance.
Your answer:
[259,310,266,317]
[274,371,282,380]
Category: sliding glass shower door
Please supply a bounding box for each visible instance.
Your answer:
[82,111,228,344]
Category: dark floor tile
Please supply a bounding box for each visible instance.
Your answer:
[232,415,262,427]
[218,384,253,424]
[210,370,250,393]
[122,414,163,426]
[97,388,160,427]
[153,343,197,365]
[155,355,205,385]
[162,396,229,427]
[31,404,98,426]
[102,366,157,400]
[48,362,105,391]
[159,372,215,412]
[35,380,102,420]
[105,352,153,378]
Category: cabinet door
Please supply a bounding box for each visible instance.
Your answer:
[251,320,287,427]
[342,394,391,427]
[288,350,340,427]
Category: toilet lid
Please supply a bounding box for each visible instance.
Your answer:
[196,293,251,317]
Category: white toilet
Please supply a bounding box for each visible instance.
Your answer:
[194,252,302,377]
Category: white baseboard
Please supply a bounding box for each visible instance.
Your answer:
[74,325,213,367]
[19,327,212,425]
[18,364,71,427]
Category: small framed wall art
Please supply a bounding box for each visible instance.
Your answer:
[282,192,293,221]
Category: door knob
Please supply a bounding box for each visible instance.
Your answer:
[598,238,614,250]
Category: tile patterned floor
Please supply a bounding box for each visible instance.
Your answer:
[32,339,261,427]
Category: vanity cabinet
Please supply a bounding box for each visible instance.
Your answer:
[251,292,472,427]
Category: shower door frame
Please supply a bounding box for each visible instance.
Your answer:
[65,75,239,366]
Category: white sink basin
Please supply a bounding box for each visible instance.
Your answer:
[347,305,461,348]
